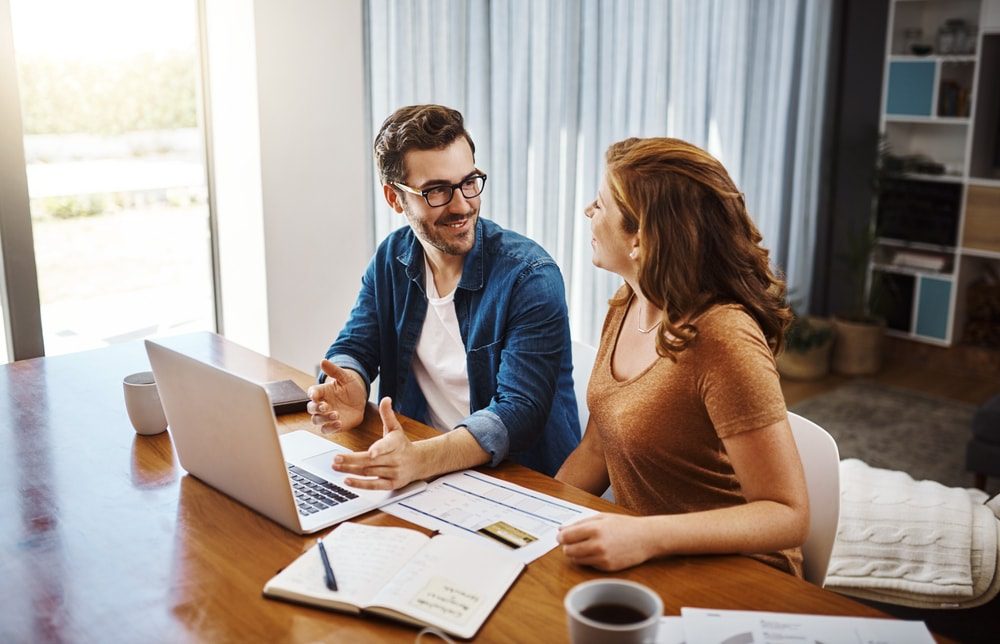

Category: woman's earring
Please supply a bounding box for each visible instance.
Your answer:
[629,249,638,260]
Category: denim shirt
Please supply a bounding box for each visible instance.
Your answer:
[324,217,580,476]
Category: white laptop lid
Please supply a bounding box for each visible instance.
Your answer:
[145,340,425,534]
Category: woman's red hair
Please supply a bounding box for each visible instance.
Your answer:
[605,137,791,358]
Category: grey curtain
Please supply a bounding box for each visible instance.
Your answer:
[366,0,832,346]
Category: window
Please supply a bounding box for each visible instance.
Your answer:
[6,0,216,356]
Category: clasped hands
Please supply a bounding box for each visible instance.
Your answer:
[307,359,425,491]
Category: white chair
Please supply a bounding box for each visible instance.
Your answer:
[571,340,615,501]
[571,340,598,433]
[787,411,841,587]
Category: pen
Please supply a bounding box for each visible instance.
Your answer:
[317,537,338,591]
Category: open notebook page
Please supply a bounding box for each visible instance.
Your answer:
[275,523,429,608]
[366,533,523,637]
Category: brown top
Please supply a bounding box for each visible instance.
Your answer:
[589,291,803,577]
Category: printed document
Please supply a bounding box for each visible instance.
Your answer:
[677,607,935,644]
[381,471,598,563]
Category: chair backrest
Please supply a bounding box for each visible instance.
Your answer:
[787,412,841,586]
[571,340,615,502]
[571,340,598,435]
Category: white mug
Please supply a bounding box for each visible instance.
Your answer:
[565,579,663,644]
[123,371,168,435]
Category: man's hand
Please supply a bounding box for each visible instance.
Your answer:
[306,360,368,433]
[331,397,427,490]
[557,513,654,571]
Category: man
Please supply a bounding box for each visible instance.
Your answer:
[308,104,580,490]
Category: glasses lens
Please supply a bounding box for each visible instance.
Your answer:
[425,186,453,207]
[460,175,486,199]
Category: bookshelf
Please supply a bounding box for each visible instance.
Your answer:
[873,0,1000,347]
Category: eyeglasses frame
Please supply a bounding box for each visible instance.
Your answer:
[392,173,488,208]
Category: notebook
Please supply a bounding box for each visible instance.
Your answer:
[263,379,311,415]
[144,340,426,534]
[263,521,524,639]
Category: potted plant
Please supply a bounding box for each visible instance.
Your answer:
[777,311,834,380]
[831,135,890,376]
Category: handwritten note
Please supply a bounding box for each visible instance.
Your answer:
[408,577,481,626]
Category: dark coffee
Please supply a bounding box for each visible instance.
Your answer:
[580,602,648,625]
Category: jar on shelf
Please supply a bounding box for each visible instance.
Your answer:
[937,24,956,54]
[937,19,969,55]
[961,24,978,54]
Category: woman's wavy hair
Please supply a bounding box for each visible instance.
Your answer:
[604,137,791,358]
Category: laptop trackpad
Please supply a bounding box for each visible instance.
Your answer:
[297,450,343,477]
[279,429,349,462]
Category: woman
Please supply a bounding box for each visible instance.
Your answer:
[556,137,809,577]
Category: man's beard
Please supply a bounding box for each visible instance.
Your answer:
[406,206,479,257]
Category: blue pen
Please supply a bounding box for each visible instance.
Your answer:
[317,537,338,591]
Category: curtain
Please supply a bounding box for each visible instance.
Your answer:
[366,0,833,346]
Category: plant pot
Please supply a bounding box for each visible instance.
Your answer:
[831,316,886,376]
[777,317,833,380]
[777,341,833,380]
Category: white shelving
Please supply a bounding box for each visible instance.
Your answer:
[884,115,970,124]
[873,0,1000,346]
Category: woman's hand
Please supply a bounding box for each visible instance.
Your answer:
[557,513,655,571]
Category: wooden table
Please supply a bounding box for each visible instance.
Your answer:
[0,332,918,642]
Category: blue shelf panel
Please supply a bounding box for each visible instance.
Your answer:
[915,276,951,340]
[886,61,935,116]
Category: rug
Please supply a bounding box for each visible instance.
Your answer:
[789,382,983,491]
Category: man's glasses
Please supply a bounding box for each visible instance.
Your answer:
[393,174,487,207]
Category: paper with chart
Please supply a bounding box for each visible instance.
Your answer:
[381,471,598,563]
[679,608,935,644]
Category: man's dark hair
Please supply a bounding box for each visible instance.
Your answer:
[373,104,476,184]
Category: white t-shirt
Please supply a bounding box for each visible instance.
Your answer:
[411,258,471,431]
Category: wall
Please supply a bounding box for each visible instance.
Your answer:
[205,0,372,374]
[813,0,890,316]
[254,0,372,374]
[203,0,269,358]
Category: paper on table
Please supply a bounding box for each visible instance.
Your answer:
[679,607,935,644]
[381,470,598,563]
[656,616,687,644]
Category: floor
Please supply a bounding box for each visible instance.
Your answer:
[780,344,1000,407]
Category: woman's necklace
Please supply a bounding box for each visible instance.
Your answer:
[636,300,662,334]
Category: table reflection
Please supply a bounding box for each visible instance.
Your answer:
[130,431,179,489]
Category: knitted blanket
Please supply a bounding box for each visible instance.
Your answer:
[825,459,999,608]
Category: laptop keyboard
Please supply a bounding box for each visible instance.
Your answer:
[287,464,358,516]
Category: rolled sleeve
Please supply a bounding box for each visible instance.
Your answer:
[458,409,510,467]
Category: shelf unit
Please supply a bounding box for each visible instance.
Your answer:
[872,0,1000,347]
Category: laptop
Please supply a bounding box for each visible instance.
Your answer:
[145,339,426,534]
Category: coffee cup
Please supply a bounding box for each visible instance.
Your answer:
[123,371,168,435]
[565,578,663,644]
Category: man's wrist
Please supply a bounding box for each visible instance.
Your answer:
[343,368,366,391]
[410,429,490,482]
[406,437,433,481]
